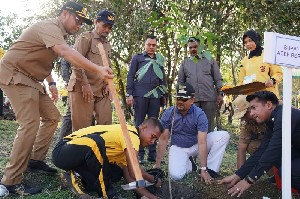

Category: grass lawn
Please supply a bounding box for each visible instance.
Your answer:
[0,102,299,198]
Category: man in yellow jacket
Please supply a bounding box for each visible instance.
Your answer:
[52,118,163,199]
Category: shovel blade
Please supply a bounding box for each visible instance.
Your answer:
[121,181,154,190]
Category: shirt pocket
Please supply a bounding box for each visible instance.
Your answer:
[202,62,212,75]
[88,44,102,65]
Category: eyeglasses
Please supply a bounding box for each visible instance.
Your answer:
[176,97,190,102]
[71,13,83,26]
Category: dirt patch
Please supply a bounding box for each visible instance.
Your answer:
[155,181,202,199]
[147,175,300,199]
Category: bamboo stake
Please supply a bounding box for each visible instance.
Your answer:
[97,43,144,181]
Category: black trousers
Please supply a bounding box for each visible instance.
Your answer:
[58,103,72,141]
[52,134,115,198]
[133,97,160,159]
[0,89,3,116]
[276,149,300,191]
[194,101,216,133]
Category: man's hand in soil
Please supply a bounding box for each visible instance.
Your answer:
[217,174,241,188]
[227,179,251,197]
[155,178,162,188]
[200,169,213,184]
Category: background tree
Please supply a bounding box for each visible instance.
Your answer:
[1,0,300,124]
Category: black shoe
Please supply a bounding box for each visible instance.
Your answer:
[207,168,221,178]
[5,183,42,195]
[267,175,276,185]
[138,156,146,164]
[27,159,57,174]
[189,156,198,171]
[147,157,156,162]
[61,171,86,196]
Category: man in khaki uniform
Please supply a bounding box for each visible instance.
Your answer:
[0,2,113,195]
[68,10,115,132]
[232,95,266,169]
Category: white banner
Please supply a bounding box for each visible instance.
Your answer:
[264,32,300,68]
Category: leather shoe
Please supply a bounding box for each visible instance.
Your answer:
[4,183,42,195]
[27,159,57,174]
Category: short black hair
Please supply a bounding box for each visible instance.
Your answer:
[146,35,158,42]
[188,37,200,43]
[246,91,279,105]
[141,117,163,133]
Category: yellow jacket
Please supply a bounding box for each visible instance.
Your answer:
[0,48,5,59]
[239,50,283,98]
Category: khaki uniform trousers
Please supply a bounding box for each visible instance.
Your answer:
[0,83,60,185]
[69,91,112,132]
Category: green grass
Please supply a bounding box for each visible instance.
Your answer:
[0,103,299,198]
[0,111,237,198]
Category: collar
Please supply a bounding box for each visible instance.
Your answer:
[56,18,68,39]
[267,105,281,123]
[248,46,263,59]
[176,104,195,115]
[142,51,156,58]
[92,30,108,43]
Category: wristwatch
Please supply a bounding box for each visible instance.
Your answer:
[200,166,207,171]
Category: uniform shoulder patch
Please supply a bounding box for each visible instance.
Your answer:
[80,32,91,40]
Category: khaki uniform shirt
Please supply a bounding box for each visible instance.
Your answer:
[239,120,266,145]
[0,18,67,93]
[68,30,111,97]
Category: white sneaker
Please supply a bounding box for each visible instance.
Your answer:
[0,184,9,197]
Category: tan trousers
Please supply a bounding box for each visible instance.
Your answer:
[0,83,60,185]
[69,91,112,132]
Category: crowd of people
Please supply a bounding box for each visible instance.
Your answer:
[0,1,299,199]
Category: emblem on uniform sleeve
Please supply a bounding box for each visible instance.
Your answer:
[82,8,87,16]
[108,15,115,21]
[260,65,266,72]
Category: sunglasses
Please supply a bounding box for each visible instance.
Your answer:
[176,97,191,102]
[71,13,83,26]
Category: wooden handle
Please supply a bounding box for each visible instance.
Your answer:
[97,43,143,181]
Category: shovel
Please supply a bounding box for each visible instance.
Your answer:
[97,43,152,190]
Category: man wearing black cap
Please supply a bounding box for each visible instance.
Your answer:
[238,29,282,98]
[67,10,115,134]
[218,91,300,196]
[0,1,113,195]
[154,82,229,182]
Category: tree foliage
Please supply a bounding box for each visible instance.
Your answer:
[1,0,300,121]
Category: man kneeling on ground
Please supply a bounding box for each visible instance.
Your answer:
[52,118,163,199]
[218,91,300,197]
[154,82,230,182]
